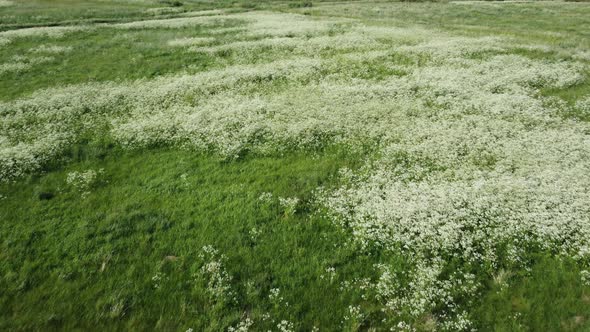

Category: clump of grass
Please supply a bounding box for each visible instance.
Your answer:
[289,1,313,8]
[158,0,183,7]
[66,168,104,197]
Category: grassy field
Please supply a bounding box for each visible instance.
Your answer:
[1,0,590,331]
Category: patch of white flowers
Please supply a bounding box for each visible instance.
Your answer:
[112,15,231,29]
[576,96,590,116]
[321,266,336,283]
[268,287,282,302]
[276,320,294,332]
[278,197,299,217]
[196,245,235,303]
[190,32,380,60]
[343,305,364,330]
[66,168,103,198]
[233,11,348,38]
[258,192,274,203]
[0,55,54,75]
[227,317,253,332]
[151,273,162,289]
[167,37,215,47]
[29,45,73,54]
[371,260,478,327]
[249,227,261,242]
[0,25,89,40]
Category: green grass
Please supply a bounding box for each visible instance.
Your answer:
[305,1,590,43]
[0,147,376,330]
[475,256,590,331]
[0,0,241,30]
[0,28,223,100]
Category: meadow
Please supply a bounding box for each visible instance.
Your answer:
[1,0,590,330]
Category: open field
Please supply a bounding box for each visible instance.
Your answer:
[1,0,590,330]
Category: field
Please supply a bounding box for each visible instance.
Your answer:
[1,0,590,330]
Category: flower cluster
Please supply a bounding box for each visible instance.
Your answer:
[29,44,72,54]
[227,317,253,332]
[258,192,273,203]
[0,55,54,74]
[342,305,363,330]
[278,197,299,217]
[66,168,103,198]
[233,12,347,38]
[112,15,230,30]
[190,32,379,59]
[151,273,162,289]
[276,320,294,332]
[268,287,282,302]
[0,25,89,40]
[195,245,235,303]
[167,37,215,48]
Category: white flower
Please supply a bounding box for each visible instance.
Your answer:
[278,197,299,216]
[268,288,282,302]
[258,192,273,203]
[277,320,294,332]
[65,169,103,197]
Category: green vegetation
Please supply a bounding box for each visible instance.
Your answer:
[1,0,590,330]
[3,149,589,331]
[0,148,374,330]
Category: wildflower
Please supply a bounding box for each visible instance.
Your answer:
[29,45,72,54]
[167,37,215,47]
[268,288,282,302]
[227,317,253,332]
[66,169,103,198]
[277,320,294,332]
[278,197,299,216]
[258,192,273,203]
[152,273,162,289]
[249,227,261,242]
[326,267,336,282]
[196,246,235,302]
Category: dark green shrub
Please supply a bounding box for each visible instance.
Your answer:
[38,192,55,200]
[158,0,183,7]
[289,1,313,8]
